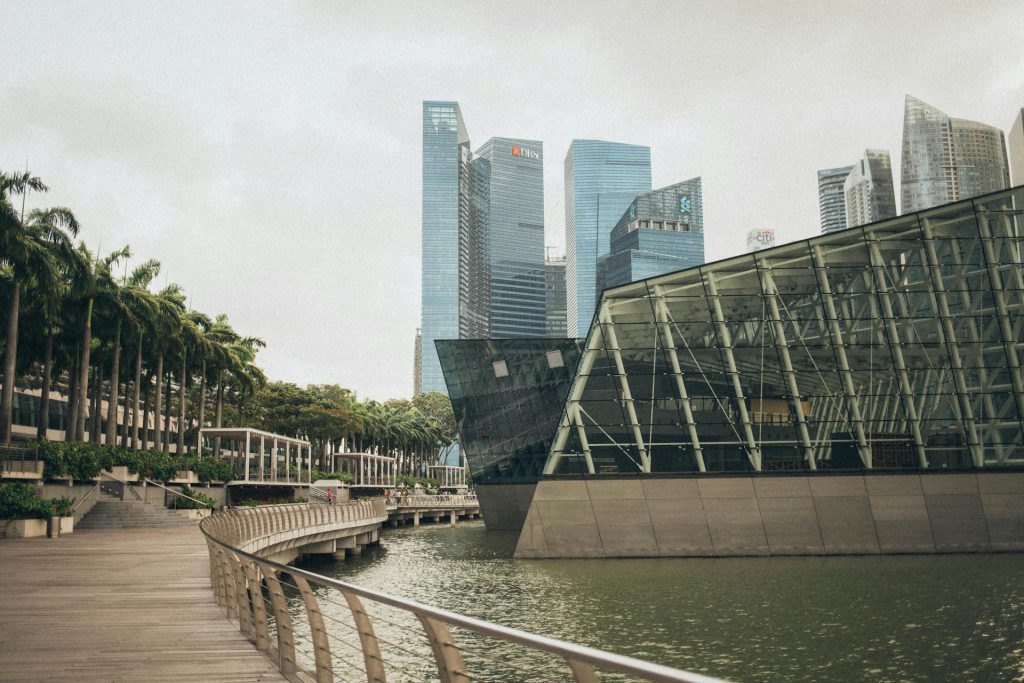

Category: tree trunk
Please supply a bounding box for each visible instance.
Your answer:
[176,356,187,457]
[90,358,103,443]
[141,376,151,450]
[214,370,224,457]
[36,333,53,441]
[153,354,164,452]
[196,362,207,456]
[0,284,20,445]
[105,322,122,446]
[74,297,94,442]
[66,357,79,442]
[131,334,143,450]
[162,368,172,454]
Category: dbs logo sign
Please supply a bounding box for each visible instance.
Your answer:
[511,146,540,160]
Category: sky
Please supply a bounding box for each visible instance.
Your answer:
[2,1,1022,400]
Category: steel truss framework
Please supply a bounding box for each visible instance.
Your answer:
[546,186,1024,475]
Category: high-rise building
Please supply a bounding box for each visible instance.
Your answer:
[564,140,651,337]
[599,177,705,289]
[844,149,897,228]
[473,138,546,337]
[413,328,422,396]
[1009,107,1024,185]
[817,166,853,233]
[545,254,567,337]
[421,101,470,393]
[900,95,1010,213]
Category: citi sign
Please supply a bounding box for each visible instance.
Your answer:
[511,146,540,160]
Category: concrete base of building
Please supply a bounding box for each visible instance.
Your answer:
[514,471,1024,558]
[475,483,538,531]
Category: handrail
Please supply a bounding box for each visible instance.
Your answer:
[143,478,213,508]
[71,481,100,513]
[99,470,144,502]
[199,505,726,683]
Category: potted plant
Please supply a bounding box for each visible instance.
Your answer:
[51,496,76,535]
[0,483,51,538]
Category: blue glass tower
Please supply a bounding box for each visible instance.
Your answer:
[474,138,546,337]
[421,101,470,393]
[564,140,651,337]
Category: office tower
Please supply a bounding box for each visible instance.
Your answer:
[600,178,705,289]
[1009,107,1024,185]
[818,166,853,233]
[420,101,470,393]
[746,229,776,252]
[900,95,1010,213]
[564,140,651,337]
[844,149,897,228]
[474,138,546,337]
[413,328,422,396]
[545,254,567,337]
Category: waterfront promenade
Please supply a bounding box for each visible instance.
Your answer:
[0,527,285,682]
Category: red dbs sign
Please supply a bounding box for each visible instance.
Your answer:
[512,146,521,156]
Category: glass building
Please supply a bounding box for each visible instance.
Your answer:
[421,101,471,393]
[844,149,896,228]
[564,140,651,337]
[1006,107,1023,186]
[817,165,853,233]
[901,95,1010,214]
[545,255,567,337]
[544,186,1024,476]
[598,177,705,290]
[474,138,546,337]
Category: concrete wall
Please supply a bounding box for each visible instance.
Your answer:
[514,472,1024,558]
[475,483,538,531]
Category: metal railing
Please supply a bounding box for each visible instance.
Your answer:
[392,493,479,509]
[199,503,725,683]
[143,478,213,509]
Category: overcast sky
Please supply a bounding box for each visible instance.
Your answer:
[2,1,1022,400]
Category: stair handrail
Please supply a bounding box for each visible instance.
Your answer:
[143,478,214,508]
[98,470,144,503]
[71,481,100,513]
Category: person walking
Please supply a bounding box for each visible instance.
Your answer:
[327,489,334,505]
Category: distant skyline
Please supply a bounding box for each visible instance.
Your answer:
[1,2,1022,399]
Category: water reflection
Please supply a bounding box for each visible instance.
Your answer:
[297,521,1024,682]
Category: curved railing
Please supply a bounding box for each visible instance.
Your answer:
[392,493,479,508]
[200,502,725,683]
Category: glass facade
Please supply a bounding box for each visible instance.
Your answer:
[600,178,705,289]
[817,166,853,233]
[436,338,582,485]
[844,149,896,228]
[474,138,546,337]
[1010,108,1024,186]
[421,101,470,393]
[545,256,567,337]
[564,140,651,338]
[901,96,1010,214]
[545,186,1024,476]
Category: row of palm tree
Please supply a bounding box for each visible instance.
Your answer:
[1,170,266,453]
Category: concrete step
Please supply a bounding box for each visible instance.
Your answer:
[78,500,197,529]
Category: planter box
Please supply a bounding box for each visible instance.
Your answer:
[59,516,74,534]
[5,519,48,538]
[171,470,199,484]
[101,466,139,482]
[171,508,211,520]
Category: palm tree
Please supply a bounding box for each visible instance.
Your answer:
[175,309,211,455]
[151,284,185,452]
[1,171,79,444]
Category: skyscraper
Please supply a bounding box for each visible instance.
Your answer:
[1007,107,1024,185]
[900,95,1010,213]
[421,101,470,393]
[564,140,651,337]
[817,166,853,233]
[844,149,896,228]
[413,328,422,396]
[545,254,567,337]
[473,138,546,337]
[600,177,705,289]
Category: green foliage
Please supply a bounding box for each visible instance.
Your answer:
[311,470,355,484]
[50,495,75,517]
[30,441,179,482]
[397,475,440,488]
[0,483,71,520]
[185,457,237,483]
[168,486,214,510]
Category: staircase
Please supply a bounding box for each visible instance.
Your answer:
[77,491,196,530]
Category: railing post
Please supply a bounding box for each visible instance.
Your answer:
[215,546,239,620]
[232,552,256,639]
[261,566,298,676]
[340,588,388,683]
[207,542,226,608]
[293,574,334,683]
[241,560,271,652]
[418,615,469,683]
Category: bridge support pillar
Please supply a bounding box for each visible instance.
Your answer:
[413,512,420,527]
[449,510,456,527]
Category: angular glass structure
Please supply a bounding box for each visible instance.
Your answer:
[564,140,651,337]
[844,149,896,228]
[545,186,1024,476]
[817,165,853,233]
[599,177,705,289]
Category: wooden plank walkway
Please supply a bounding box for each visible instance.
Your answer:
[0,526,286,682]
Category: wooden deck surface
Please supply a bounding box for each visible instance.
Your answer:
[0,526,286,682]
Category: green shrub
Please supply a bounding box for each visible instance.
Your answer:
[187,457,236,483]
[50,496,75,517]
[0,483,55,520]
[311,470,355,484]
[168,486,214,510]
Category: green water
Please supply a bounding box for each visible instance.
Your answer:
[298,520,1024,682]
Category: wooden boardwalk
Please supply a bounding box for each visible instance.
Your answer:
[0,526,286,682]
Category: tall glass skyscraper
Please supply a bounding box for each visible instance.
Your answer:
[421,101,470,393]
[474,138,546,337]
[1010,107,1024,185]
[564,140,651,337]
[901,95,1010,213]
[817,165,853,233]
[545,255,567,337]
[844,149,896,228]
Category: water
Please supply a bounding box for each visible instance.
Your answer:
[298,520,1024,682]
